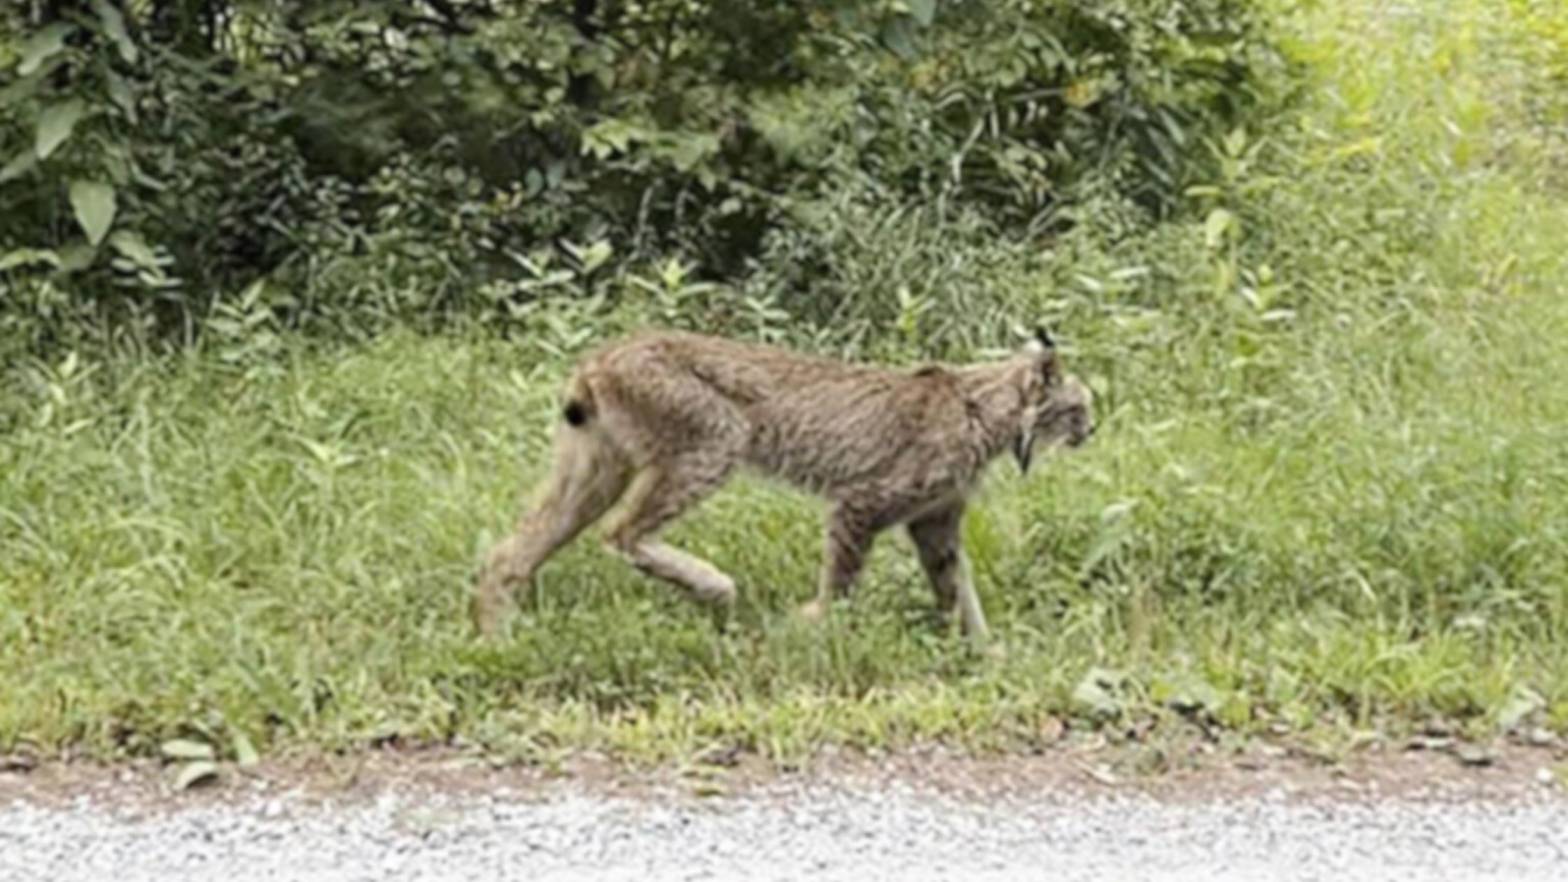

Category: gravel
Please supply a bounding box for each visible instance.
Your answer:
[4,777,1567,882]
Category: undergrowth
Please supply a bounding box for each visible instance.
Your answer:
[2,0,1567,766]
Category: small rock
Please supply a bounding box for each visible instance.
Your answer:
[1078,763,1119,786]
[695,745,744,768]
[1536,768,1556,787]
[1526,728,1556,747]
[0,753,38,773]
[1454,745,1497,767]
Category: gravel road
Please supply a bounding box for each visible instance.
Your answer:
[5,770,1567,882]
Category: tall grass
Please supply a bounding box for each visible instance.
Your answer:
[2,0,1567,763]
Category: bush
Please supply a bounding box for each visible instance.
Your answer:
[0,0,1293,356]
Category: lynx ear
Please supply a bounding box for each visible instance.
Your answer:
[1022,327,1059,391]
[1022,326,1057,361]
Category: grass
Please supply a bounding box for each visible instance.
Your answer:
[3,0,1568,766]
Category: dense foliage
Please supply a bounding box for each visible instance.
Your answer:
[1,0,1289,357]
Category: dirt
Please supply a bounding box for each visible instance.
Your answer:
[4,729,1565,817]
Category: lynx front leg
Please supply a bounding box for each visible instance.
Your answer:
[907,505,989,645]
[799,505,877,624]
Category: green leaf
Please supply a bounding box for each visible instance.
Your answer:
[908,0,937,27]
[1498,685,1545,732]
[1154,672,1222,715]
[663,132,720,173]
[563,239,613,274]
[1072,667,1129,719]
[108,230,157,267]
[0,248,62,272]
[70,180,116,246]
[160,738,215,761]
[1223,126,1248,158]
[18,23,74,76]
[172,760,220,791]
[106,71,138,123]
[57,243,98,274]
[581,118,641,158]
[36,99,86,160]
[1217,694,1253,728]
[881,18,919,60]
[232,731,260,768]
[0,150,37,184]
[1204,207,1234,249]
[92,0,139,64]
[0,69,46,109]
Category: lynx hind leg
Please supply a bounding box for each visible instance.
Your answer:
[473,420,630,636]
[602,455,739,606]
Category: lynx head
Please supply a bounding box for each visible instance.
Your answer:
[1012,327,1094,474]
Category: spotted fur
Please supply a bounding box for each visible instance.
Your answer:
[473,329,1094,643]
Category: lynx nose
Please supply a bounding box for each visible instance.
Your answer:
[1070,420,1095,447]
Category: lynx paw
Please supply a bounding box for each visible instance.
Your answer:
[689,572,737,605]
[797,599,830,624]
[977,638,1007,662]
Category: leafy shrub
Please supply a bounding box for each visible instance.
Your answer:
[0,0,1293,356]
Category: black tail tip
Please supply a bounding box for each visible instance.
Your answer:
[562,400,589,426]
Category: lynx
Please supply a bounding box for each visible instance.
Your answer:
[473,328,1094,643]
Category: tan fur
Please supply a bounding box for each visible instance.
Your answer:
[473,328,1094,644]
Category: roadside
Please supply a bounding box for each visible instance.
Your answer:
[4,742,1567,882]
[7,732,1568,811]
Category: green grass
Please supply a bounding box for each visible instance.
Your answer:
[3,0,1568,765]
